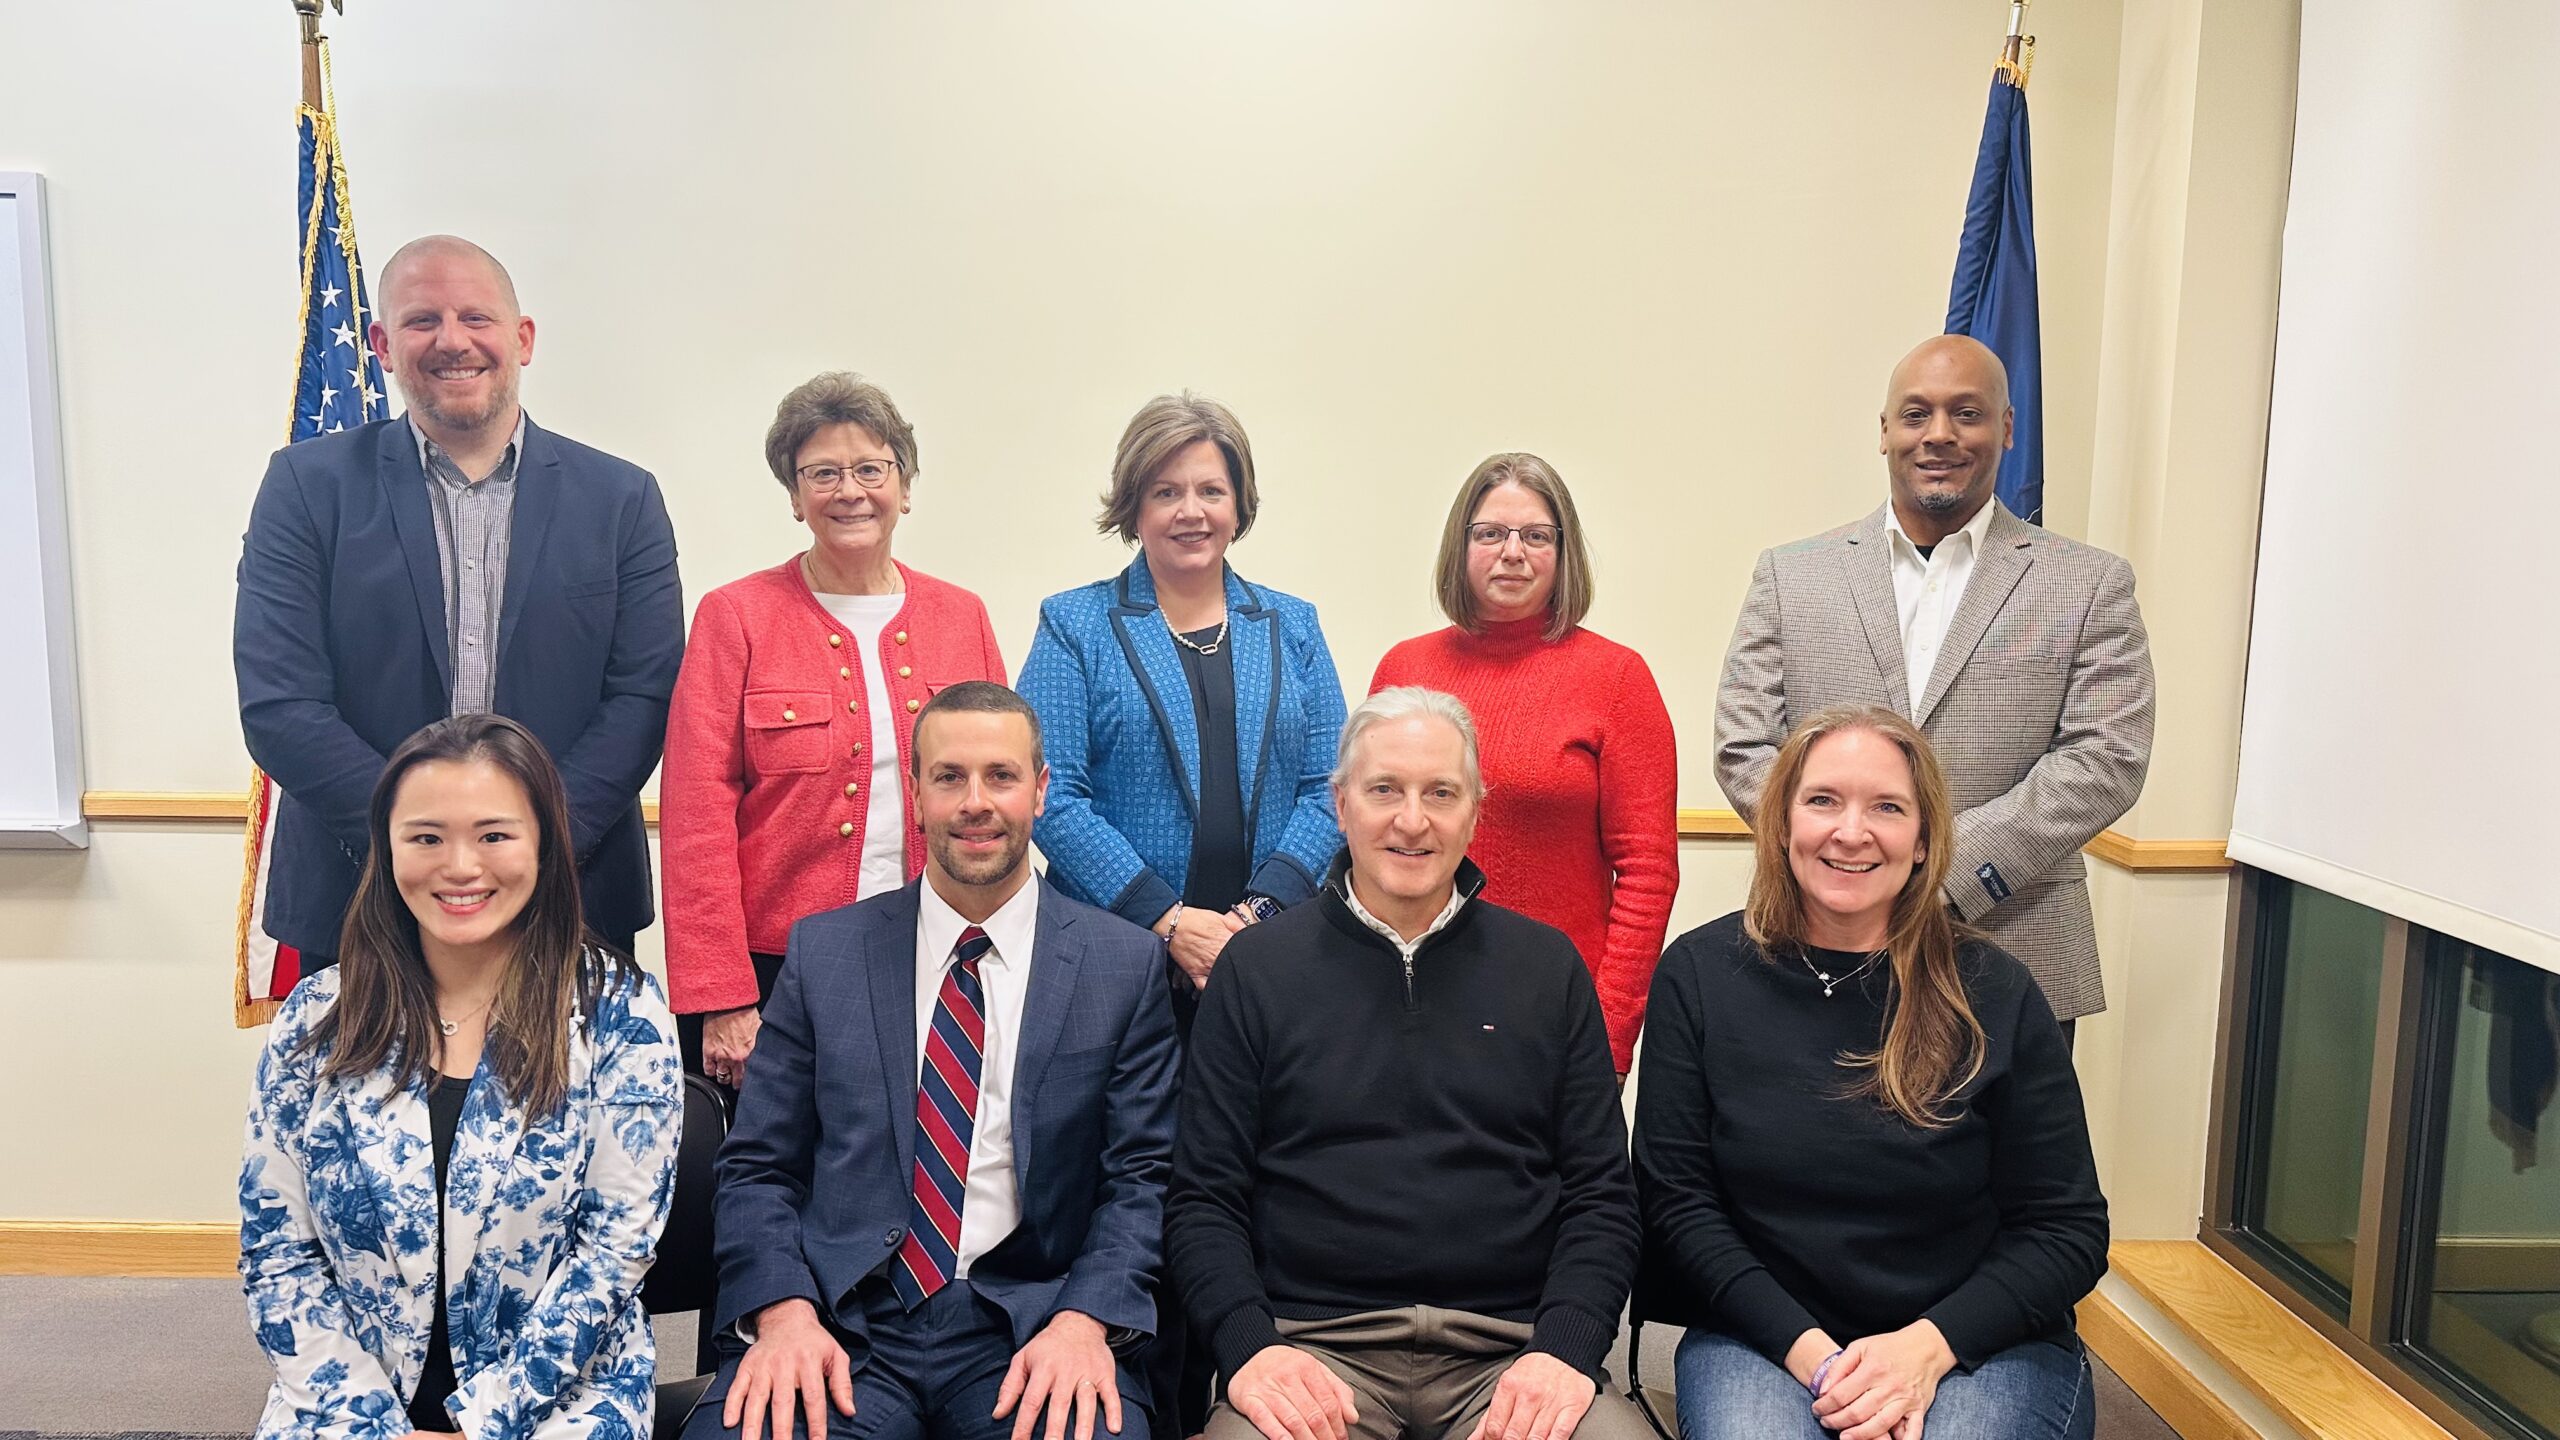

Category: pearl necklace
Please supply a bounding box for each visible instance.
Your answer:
[1798,947,1887,999]
[1165,612,1229,656]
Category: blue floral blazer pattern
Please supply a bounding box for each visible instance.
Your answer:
[239,958,682,1440]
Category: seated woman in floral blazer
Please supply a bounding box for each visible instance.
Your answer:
[239,713,682,1439]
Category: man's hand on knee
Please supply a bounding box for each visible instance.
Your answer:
[1227,1344,1358,1440]
[995,1309,1124,1440]
[728,1298,858,1440]
[1467,1351,1593,1440]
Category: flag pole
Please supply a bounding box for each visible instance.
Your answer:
[295,1,325,109]
[1998,0,2034,87]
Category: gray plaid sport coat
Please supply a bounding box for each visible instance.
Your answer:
[1712,501,2155,1020]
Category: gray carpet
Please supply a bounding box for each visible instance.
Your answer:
[0,1279,2180,1437]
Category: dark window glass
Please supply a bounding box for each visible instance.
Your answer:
[2402,936,2560,1438]
[2237,875,2387,1315]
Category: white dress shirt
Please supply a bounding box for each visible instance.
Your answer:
[1339,880,1466,962]
[914,874,1040,1277]
[1883,498,1999,712]
[815,590,910,900]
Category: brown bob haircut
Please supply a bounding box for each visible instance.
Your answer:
[1433,452,1594,641]
[301,713,633,1118]
[1743,705,1986,1128]
[764,371,919,494]
[1094,392,1259,544]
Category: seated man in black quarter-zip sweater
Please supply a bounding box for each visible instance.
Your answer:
[1167,686,1651,1440]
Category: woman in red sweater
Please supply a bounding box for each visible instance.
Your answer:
[661,373,1006,1092]
[1369,453,1678,1073]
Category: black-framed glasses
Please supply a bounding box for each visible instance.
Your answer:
[1466,522,1561,551]
[797,459,901,493]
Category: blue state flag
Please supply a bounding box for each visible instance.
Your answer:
[1944,67,2043,525]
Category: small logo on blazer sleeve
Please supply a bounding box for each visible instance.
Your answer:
[1976,863,2013,903]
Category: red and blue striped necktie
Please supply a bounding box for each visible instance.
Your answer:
[893,924,991,1309]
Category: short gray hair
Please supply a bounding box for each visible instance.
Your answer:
[1331,686,1485,798]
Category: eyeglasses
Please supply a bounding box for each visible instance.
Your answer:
[1466,523,1561,551]
[797,460,901,493]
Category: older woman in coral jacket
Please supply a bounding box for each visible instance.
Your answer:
[660,372,1005,1092]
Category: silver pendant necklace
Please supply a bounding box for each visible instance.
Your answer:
[437,997,495,1037]
[1799,947,1886,998]
[1165,612,1228,656]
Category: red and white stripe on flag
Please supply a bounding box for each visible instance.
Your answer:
[233,766,302,1027]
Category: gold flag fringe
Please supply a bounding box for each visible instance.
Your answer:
[233,769,282,1029]
[1994,35,2037,90]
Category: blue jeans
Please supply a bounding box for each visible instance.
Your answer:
[1672,1329,2095,1440]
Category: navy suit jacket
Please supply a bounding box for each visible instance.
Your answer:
[714,877,1179,1392]
[234,415,683,953]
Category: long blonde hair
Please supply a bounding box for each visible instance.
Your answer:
[1744,706,1985,1127]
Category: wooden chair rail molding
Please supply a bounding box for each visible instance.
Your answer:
[2106,1239,2452,1440]
[78,792,2231,872]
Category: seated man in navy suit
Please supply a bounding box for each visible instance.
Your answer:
[694,681,1181,1440]
[234,233,682,963]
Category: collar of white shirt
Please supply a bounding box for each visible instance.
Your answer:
[1881,494,1998,565]
[1340,879,1466,958]
[916,872,1042,974]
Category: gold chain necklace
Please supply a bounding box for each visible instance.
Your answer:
[1798,947,1887,999]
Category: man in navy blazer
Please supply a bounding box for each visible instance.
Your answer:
[697,682,1180,1440]
[234,235,681,959]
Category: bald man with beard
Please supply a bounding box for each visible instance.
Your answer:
[235,234,684,967]
[1712,335,2155,1041]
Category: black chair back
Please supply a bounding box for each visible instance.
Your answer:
[643,1072,731,1317]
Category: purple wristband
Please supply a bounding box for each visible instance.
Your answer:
[1808,1349,1845,1397]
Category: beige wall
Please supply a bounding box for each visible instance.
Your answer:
[0,0,2300,1229]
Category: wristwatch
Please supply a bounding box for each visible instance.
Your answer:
[1240,893,1283,923]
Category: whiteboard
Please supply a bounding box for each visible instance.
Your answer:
[0,173,85,848]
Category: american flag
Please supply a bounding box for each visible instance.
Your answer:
[237,76,388,1026]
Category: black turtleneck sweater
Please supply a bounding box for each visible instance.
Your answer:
[1166,856,1638,1382]
[1630,912,2108,1370]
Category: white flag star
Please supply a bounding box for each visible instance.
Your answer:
[327,422,345,433]
[318,386,338,408]
[331,323,356,349]
[318,284,343,309]
[347,364,366,388]
[359,383,382,408]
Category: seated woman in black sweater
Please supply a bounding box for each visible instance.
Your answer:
[1633,705,2107,1440]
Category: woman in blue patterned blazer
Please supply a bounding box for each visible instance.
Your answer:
[238,713,682,1440]
[1017,390,1345,1434]
[1019,393,1347,1008]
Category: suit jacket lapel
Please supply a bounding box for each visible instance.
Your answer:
[1842,510,1912,719]
[1106,559,1202,817]
[1226,571,1277,834]
[1009,882,1081,1194]
[1918,503,2035,725]
[870,887,923,1186]
[495,418,559,668]
[450,1053,533,1362]
[381,420,454,698]
[349,1064,441,1309]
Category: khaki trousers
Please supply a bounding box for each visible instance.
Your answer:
[1203,1308,1654,1440]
